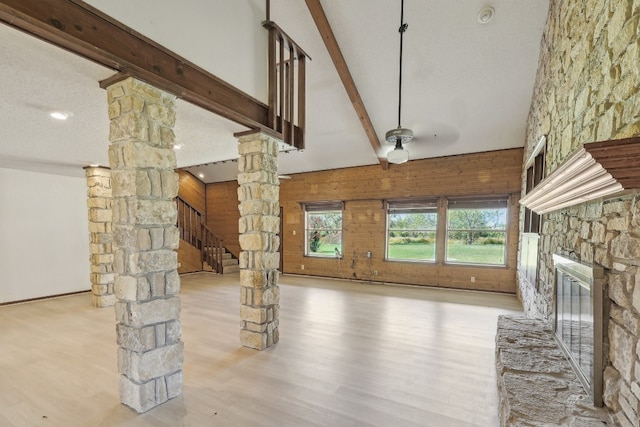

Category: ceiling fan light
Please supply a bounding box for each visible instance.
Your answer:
[387,144,409,164]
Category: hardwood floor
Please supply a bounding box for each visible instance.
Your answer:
[0,273,522,426]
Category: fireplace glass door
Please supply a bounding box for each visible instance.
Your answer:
[553,254,604,406]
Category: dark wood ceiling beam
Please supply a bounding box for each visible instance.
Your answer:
[0,0,269,130]
[304,0,387,169]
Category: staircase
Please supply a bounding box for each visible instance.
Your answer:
[203,247,239,274]
[177,197,239,274]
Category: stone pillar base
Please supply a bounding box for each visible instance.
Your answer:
[239,276,280,350]
[92,294,116,308]
[119,371,183,413]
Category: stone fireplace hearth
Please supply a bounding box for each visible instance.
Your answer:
[496,315,613,426]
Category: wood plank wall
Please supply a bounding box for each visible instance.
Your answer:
[205,148,523,293]
[206,181,242,258]
[177,170,206,214]
[177,238,202,274]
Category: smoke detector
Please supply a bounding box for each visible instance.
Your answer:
[477,6,495,24]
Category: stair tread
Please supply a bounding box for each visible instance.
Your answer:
[222,265,240,274]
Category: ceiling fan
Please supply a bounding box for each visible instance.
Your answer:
[382,0,460,164]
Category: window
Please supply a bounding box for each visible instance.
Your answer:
[386,200,438,262]
[521,137,546,288]
[446,197,508,265]
[305,203,343,257]
[524,139,546,233]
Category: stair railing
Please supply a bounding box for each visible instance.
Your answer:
[177,196,203,249]
[176,197,225,274]
[201,224,224,274]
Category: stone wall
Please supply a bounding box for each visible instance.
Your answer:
[520,1,640,425]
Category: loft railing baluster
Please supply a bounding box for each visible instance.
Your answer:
[263,21,309,150]
[278,35,285,134]
[297,54,306,149]
[288,45,295,146]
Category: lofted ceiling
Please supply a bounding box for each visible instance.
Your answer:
[0,0,550,183]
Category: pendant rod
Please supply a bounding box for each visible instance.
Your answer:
[397,0,408,128]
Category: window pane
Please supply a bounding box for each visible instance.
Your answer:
[387,211,437,261]
[305,209,343,257]
[446,232,505,264]
[388,230,436,261]
[307,230,342,256]
[308,212,342,229]
[388,212,437,230]
[446,207,507,265]
[447,208,506,230]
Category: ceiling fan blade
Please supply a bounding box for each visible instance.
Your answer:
[411,132,460,144]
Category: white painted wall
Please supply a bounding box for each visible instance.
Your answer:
[0,168,90,303]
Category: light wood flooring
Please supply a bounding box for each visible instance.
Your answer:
[0,273,523,426]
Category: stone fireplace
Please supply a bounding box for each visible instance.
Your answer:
[516,0,640,424]
[552,254,605,407]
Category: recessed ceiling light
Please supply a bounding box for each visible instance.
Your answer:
[477,6,495,24]
[198,173,204,179]
[50,111,73,120]
[173,144,183,150]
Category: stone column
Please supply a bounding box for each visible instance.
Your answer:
[106,77,183,413]
[237,131,281,350]
[84,166,115,308]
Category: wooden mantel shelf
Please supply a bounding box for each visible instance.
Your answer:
[587,137,640,188]
[520,137,640,214]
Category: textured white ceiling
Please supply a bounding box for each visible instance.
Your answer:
[0,0,550,183]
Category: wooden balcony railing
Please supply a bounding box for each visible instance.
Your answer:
[263,20,310,150]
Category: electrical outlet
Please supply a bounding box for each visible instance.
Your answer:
[293,230,296,235]
[301,264,304,270]
[178,262,181,268]
[366,250,372,258]
[470,276,476,283]
[373,270,378,276]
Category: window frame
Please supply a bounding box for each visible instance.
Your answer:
[385,199,439,263]
[304,202,344,258]
[523,140,546,233]
[445,197,509,267]
[521,136,546,289]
